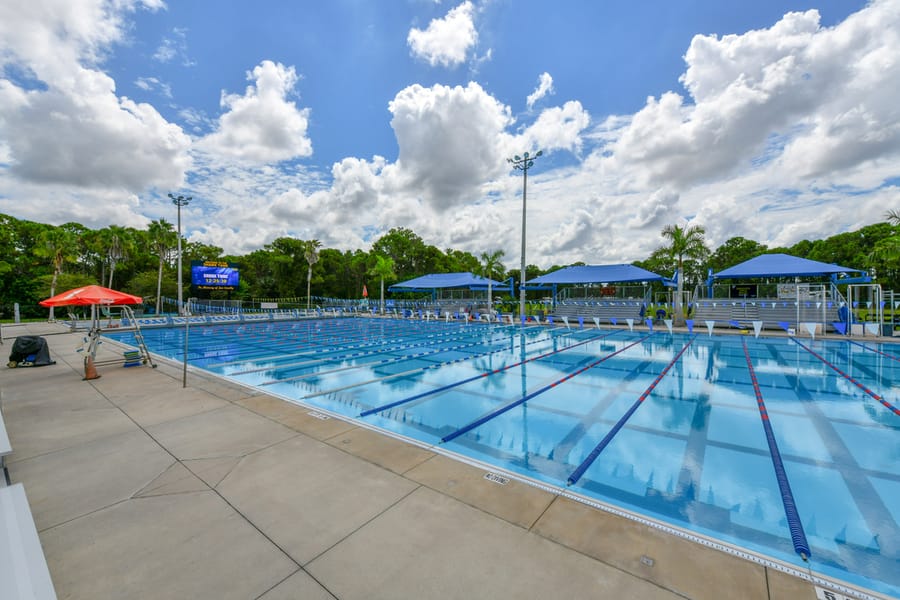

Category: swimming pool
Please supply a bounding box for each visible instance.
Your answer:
[104,317,900,598]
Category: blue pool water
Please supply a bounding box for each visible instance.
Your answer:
[105,318,900,598]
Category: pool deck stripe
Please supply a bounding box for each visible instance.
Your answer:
[439,332,650,443]
[792,337,900,417]
[566,334,696,487]
[359,329,623,418]
[742,337,811,560]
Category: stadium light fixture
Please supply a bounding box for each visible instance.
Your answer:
[168,193,192,316]
[507,150,543,323]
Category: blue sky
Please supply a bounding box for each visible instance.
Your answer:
[1,0,896,269]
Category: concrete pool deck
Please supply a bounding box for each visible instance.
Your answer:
[0,321,858,599]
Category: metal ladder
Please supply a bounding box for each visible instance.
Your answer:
[120,305,156,368]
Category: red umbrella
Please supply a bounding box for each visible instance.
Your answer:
[39,285,143,307]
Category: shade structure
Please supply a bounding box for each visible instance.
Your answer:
[389,272,506,292]
[526,264,665,286]
[712,254,864,280]
[39,285,143,307]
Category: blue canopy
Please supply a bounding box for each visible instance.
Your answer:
[526,264,665,286]
[712,254,865,279]
[389,272,506,292]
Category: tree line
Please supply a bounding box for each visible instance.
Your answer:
[2,212,899,320]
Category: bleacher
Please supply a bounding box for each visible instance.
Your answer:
[692,298,841,332]
[551,299,645,325]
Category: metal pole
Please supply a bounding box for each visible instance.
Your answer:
[183,300,190,388]
[520,166,527,322]
[169,193,192,317]
[507,151,542,324]
[176,203,183,316]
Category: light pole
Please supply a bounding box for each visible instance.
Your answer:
[507,150,542,323]
[168,193,192,316]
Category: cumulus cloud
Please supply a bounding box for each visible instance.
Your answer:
[388,81,514,210]
[609,1,900,191]
[0,0,190,193]
[526,72,554,109]
[408,1,478,67]
[519,100,591,155]
[198,60,313,165]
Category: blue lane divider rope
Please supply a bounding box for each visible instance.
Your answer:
[741,338,810,560]
[360,329,623,418]
[847,339,900,365]
[793,337,900,417]
[566,334,696,486]
[442,333,654,444]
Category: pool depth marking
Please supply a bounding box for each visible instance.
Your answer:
[566,335,696,486]
[359,329,624,417]
[300,328,609,401]
[792,337,900,417]
[441,333,653,443]
[742,337,811,561]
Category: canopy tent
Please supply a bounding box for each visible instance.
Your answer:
[711,254,866,280]
[389,272,509,293]
[39,285,143,307]
[525,264,666,286]
[524,264,667,309]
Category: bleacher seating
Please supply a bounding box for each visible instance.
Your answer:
[692,298,841,331]
[551,299,645,326]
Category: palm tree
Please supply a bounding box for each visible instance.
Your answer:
[35,228,78,321]
[886,209,900,225]
[101,225,134,288]
[369,255,396,315]
[660,223,708,325]
[480,249,505,316]
[147,219,177,315]
[303,239,322,311]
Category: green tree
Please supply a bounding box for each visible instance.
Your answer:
[371,228,428,280]
[302,239,322,310]
[99,225,136,289]
[34,227,78,321]
[147,219,177,314]
[479,250,505,312]
[708,237,768,272]
[661,223,708,324]
[369,255,396,315]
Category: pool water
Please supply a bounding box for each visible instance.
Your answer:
[104,318,900,598]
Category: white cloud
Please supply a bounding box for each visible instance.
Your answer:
[197,60,313,165]
[387,81,514,210]
[610,2,900,192]
[519,100,591,155]
[0,0,190,195]
[135,76,172,98]
[526,72,554,109]
[408,1,478,67]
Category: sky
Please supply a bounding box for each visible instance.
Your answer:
[1,0,898,270]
